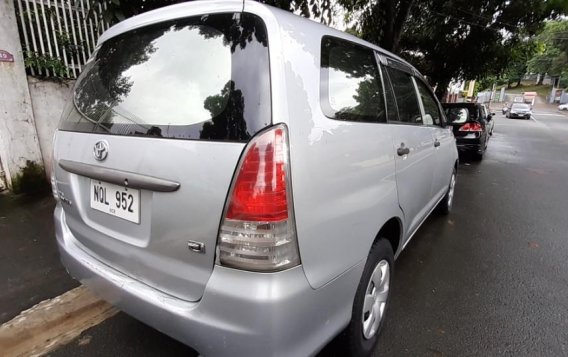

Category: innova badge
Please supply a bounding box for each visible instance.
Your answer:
[93,140,109,161]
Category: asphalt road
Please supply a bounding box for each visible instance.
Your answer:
[8,107,568,356]
[0,193,78,324]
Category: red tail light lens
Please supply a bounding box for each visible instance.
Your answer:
[459,122,483,132]
[218,124,300,272]
[226,128,288,222]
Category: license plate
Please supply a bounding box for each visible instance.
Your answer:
[90,180,140,224]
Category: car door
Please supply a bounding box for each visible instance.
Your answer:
[381,63,436,239]
[414,78,455,200]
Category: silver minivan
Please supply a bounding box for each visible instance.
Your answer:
[52,1,458,355]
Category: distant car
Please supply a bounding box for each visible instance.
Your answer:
[442,102,494,160]
[558,103,568,111]
[506,103,532,119]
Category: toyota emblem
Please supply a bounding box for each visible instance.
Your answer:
[93,140,109,161]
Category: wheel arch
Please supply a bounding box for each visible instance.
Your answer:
[374,217,403,257]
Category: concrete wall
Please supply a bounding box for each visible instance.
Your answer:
[27,77,75,177]
[0,0,44,189]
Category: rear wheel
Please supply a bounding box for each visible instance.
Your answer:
[345,239,394,356]
[438,168,456,214]
[473,148,484,161]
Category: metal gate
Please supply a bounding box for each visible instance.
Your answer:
[14,0,110,79]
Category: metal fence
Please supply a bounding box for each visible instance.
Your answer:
[14,0,110,79]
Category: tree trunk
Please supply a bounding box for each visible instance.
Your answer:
[434,78,451,102]
[537,73,544,85]
[516,76,522,87]
[391,0,414,53]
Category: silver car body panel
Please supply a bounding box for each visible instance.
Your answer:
[54,0,458,355]
[271,8,402,288]
[55,204,364,357]
[54,131,245,301]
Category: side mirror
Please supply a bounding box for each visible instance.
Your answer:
[491,112,495,116]
[487,115,492,121]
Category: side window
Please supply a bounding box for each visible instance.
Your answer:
[415,79,442,126]
[379,64,400,122]
[321,37,386,123]
[384,67,422,124]
[480,105,487,119]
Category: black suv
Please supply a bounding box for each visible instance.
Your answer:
[442,102,494,160]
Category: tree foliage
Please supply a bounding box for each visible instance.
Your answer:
[528,20,568,78]
[398,0,565,98]
[338,0,414,53]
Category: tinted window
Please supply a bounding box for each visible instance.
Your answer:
[511,103,530,110]
[379,64,400,122]
[59,13,271,141]
[445,107,470,123]
[415,79,442,126]
[321,37,385,123]
[480,105,487,119]
[385,68,422,124]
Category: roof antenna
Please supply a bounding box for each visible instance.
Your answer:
[241,0,245,12]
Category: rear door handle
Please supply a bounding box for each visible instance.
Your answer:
[434,139,441,148]
[397,144,410,156]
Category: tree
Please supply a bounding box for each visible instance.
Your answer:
[397,0,566,98]
[528,20,568,82]
[501,41,537,88]
[339,0,414,53]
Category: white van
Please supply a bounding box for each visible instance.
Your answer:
[53,1,459,355]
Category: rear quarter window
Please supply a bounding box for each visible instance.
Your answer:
[320,36,386,123]
[60,13,271,142]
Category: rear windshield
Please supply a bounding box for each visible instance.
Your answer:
[444,107,470,123]
[59,13,271,141]
[511,103,530,110]
[443,105,478,122]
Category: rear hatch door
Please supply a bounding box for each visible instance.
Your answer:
[54,12,271,302]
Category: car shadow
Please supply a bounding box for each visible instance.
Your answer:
[458,152,483,164]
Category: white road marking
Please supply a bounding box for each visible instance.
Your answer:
[0,286,117,357]
[534,113,565,117]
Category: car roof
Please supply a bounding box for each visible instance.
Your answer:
[97,0,418,75]
[441,102,482,108]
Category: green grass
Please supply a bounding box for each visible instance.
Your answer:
[500,82,553,98]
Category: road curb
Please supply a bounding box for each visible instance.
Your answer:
[0,286,117,356]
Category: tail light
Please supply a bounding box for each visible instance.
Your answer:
[459,122,482,132]
[217,124,300,272]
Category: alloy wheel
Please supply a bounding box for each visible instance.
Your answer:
[447,172,456,208]
[362,259,390,339]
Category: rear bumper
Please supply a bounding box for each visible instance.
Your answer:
[54,204,362,356]
[456,137,482,153]
[508,113,531,119]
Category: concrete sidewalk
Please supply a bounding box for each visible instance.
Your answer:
[0,193,78,324]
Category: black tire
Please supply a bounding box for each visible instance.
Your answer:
[438,167,456,215]
[344,239,394,357]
